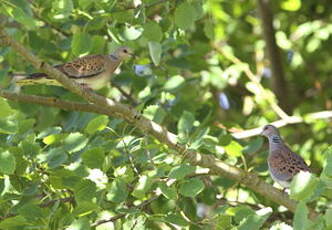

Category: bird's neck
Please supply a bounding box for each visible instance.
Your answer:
[109,54,119,61]
[268,135,283,149]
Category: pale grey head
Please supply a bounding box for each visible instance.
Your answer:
[112,46,134,59]
[261,125,280,137]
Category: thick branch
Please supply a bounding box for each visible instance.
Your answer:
[0,26,315,217]
[257,0,290,112]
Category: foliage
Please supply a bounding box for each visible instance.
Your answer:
[0,0,332,229]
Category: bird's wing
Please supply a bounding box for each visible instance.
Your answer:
[57,55,107,78]
[279,144,311,172]
[269,145,310,182]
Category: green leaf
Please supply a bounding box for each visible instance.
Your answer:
[224,141,243,157]
[293,201,309,230]
[143,21,163,42]
[73,202,98,217]
[148,41,162,66]
[324,209,332,229]
[164,75,185,91]
[179,178,205,197]
[46,147,68,168]
[190,127,210,150]
[72,32,92,56]
[79,0,93,9]
[64,132,89,153]
[3,4,37,30]
[0,215,29,229]
[0,150,16,174]
[0,118,18,134]
[204,21,215,40]
[238,212,271,230]
[243,137,263,154]
[74,180,97,203]
[177,111,195,139]
[158,182,177,200]
[322,147,332,177]
[85,115,109,134]
[164,213,189,226]
[20,138,41,156]
[122,25,143,40]
[37,126,62,139]
[226,206,255,223]
[174,2,197,30]
[281,0,301,11]
[81,147,105,169]
[216,215,232,229]
[132,175,153,199]
[67,217,91,230]
[290,171,319,201]
[143,105,167,123]
[52,0,74,19]
[18,203,47,221]
[168,164,196,180]
[0,98,16,117]
[106,179,129,203]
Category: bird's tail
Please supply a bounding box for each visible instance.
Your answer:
[11,73,59,86]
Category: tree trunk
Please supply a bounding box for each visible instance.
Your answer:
[257,0,291,113]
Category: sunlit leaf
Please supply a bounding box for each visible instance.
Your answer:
[290,171,319,201]
[148,41,162,66]
[179,178,205,197]
[0,150,16,174]
[81,147,105,169]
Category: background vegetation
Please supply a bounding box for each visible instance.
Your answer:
[0,0,332,229]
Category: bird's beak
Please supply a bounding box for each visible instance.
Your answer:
[130,52,136,59]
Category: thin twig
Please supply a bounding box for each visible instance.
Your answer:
[40,197,74,208]
[212,43,290,120]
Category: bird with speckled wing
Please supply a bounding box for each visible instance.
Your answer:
[12,47,133,91]
[261,125,311,188]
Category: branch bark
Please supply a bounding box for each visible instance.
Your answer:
[0,26,316,218]
[257,0,290,112]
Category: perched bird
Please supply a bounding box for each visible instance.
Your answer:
[12,47,133,90]
[261,125,310,188]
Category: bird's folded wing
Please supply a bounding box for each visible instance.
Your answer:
[58,55,106,78]
[279,145,311,172]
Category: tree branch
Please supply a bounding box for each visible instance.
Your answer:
[0,25,316,218]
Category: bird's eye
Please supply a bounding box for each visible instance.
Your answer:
[123,49,128,53]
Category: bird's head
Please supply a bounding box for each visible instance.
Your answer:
[261,124,279,137]
[114,46,134,60]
